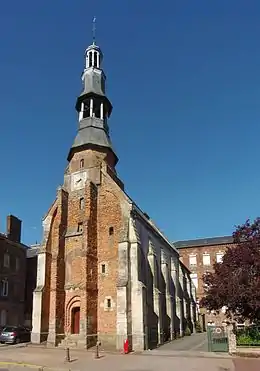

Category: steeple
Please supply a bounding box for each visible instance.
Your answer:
[67,19,118,167]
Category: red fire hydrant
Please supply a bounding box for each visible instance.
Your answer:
[123,338,129,354]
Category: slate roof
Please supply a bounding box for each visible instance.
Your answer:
[71,124,113,151]
[174,235,234,249]
[26,244,41,258]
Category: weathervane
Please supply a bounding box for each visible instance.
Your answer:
[92,16,96,44]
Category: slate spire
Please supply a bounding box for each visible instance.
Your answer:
[68,21,118,166]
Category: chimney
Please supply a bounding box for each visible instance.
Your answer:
[7,215,22,243]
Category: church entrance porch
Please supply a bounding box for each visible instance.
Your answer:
[58,296,87,349]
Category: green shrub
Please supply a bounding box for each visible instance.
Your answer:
[237,327,260,346]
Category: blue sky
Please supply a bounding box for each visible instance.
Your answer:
[1,0,260,245]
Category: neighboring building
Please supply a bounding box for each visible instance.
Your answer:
[0,215,27,327]
[30,36,198,351]
[175,236,235,326]
[24,244,41,328]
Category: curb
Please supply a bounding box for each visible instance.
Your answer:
[140,351,234,359]
[0,362,74,371]
[234,352,260,358]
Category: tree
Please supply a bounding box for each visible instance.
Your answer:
[200,218,260,322]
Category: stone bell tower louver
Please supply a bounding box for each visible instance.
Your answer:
[67,34,118,169]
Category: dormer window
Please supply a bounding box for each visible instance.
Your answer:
[80,159,84,168]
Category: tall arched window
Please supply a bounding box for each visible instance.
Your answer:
[94,52,98,67]
[80,159,84,169]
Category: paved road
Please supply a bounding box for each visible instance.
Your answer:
[0,349,234,371]
[0,341,259,371]
[156,332,208,351]
[0,345,260,371]
[0,343,29,350]
[233,358,260,371]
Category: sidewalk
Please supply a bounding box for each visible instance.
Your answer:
[143,348,232,359]
[0,346,235,371]
[154,332,208,351]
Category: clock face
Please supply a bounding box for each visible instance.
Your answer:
[74,174,82,184]
[72,171,87,191]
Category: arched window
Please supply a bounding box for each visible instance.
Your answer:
[94,52,98,67]
[93,100,101,118]
[79,197,84,210]
[80,159,84,168]
[89,52,93,67]
[83,99,90,118]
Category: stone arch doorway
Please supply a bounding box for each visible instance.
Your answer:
[71,307,80,334]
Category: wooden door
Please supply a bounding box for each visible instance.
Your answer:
[71,307,80,334]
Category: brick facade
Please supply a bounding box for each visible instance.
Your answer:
[175,237,236,326]
[31,166,198,350]
[30,38,198,351]
[0,215,27,328]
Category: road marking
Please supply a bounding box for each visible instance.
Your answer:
[0,361,40,368]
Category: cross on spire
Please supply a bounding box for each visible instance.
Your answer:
[92,17,96,44]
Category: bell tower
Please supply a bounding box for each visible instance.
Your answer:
[67,19,118,170]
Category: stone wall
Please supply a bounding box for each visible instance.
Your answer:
[127,212,197,351]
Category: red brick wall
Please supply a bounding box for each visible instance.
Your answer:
[6,215,21,243]
[97,172,124,340]
[179,243,235,297]
[178,242,235,324]
[41,148,126,347]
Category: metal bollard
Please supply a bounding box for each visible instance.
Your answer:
[95,341,101,359]
[65,347,70,362]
